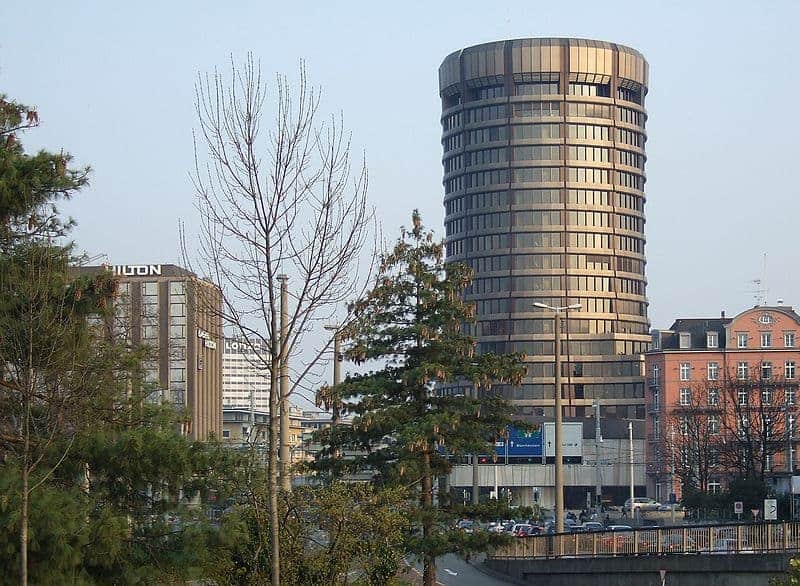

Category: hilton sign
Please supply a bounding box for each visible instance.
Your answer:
[110,264,162,277]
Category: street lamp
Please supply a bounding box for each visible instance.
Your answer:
[533,302,581,533]
[323,325,342,468]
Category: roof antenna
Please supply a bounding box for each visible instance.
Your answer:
[751,253,768,306]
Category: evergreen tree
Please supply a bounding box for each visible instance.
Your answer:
[0,93,231,584]
[318,211,524,586]
[0,95,88,249]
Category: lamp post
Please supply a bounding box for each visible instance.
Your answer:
[533,302,581,534]
[323,325,342,469]
[278,274,291,492]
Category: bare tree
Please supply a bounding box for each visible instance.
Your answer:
[665,383,725,493]
[718,370,796,482]
[188,54,375,585]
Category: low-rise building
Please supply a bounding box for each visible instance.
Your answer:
[222,405,305,462]
[447,418,647,508]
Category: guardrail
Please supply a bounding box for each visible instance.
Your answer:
[490,521,800,559]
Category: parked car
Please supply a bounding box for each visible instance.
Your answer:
[515,524,542,537]
[624,497,661,513]
[580,521,605,532]
[456,519,475,533]
[487,521,504,533]
[511,523,532,537]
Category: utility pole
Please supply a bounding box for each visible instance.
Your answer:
[595,399,602,517]
[670,424,676,524]
[554,310,564,533]
[278,274,291,492]
[534,302,580,534]
[629,421,635,523]
[786,403,793,475]
[493,457,499,500]
[472,386,480,504]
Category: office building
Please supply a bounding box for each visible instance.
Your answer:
[222,337,270,410]
[439,38,650,419]
[82,263,223,440]
[646,305,800,501]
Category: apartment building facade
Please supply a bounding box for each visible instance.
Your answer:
[646,305,800,502]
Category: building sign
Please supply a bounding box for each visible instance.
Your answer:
[543,422,584,458]
[495,425,543,457]
[204,339,217,350]
[111,264,162,277]
[197,329,211,340]
[224,338,266,353]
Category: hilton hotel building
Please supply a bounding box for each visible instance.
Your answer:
[83,263,223,440]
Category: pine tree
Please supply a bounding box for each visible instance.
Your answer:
[320,211,524,586]
[0,95,88,250]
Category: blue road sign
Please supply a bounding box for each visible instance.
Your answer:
[495,425,543,457]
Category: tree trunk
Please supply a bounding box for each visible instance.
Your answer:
[20,458,28,586]
[422,449,436,586]
[20,368,32,586]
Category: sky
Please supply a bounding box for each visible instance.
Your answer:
[2,0,800,332]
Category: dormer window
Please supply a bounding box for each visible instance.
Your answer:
[679,332,691,349]
[759,314,774,325]
[706,331,718,348]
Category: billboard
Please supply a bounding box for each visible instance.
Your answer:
[494,425,543,457]
[543,422,583,458]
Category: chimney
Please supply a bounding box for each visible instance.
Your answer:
[777,298,784,305]
[721,310,726,319]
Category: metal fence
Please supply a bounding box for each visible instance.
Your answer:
[490,521,800,559]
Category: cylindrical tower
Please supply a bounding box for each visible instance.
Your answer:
[439,38,649,419]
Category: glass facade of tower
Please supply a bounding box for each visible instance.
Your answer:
[439,38,649,419]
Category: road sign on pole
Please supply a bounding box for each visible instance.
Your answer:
[765,498,778,521]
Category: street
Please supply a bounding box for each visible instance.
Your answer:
[406,553,513,586]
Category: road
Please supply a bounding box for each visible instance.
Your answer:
[406,553,513,585]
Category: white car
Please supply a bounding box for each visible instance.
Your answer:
[624,497,661,513]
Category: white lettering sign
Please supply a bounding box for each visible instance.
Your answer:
[204,339,217,350]
[197,329,210,340]
[224,339,266,353]
[112,264,162,277]
[543,422,584,458]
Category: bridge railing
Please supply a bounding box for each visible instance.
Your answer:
[490,521,800,559]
